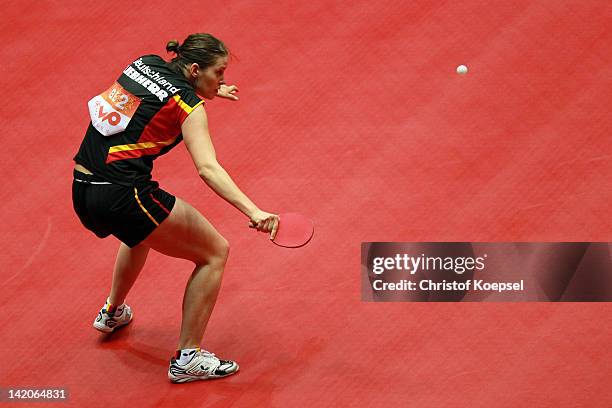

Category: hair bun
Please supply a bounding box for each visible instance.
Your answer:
[166,40,181,54]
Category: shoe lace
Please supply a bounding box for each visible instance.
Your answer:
[198,350,220,368]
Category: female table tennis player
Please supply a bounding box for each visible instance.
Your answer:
[72,33,278,383]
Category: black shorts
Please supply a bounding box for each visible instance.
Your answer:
[72,170,176,247]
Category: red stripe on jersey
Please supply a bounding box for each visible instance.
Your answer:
[178,107,189,124]
[137,98,182,144]
[105,97,184,164]
[106,146,167,164]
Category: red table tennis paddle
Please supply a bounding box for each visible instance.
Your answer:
[274,213,314,248]
[251,212,314,248]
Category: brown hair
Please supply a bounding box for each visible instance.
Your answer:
[166,33,228,72]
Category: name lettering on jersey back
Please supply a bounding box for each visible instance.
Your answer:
[123,58,180,101]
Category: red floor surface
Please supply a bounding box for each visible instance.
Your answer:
[1,1,611,407]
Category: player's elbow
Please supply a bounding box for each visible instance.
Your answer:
[197,162,222,180]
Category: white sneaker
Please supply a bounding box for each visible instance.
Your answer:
[168,349,239,383]
[93,302,133,333]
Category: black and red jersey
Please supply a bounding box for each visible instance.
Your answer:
[74,55,204,190]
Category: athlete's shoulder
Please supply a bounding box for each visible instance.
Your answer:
[134,54,166,64]
[174,89,204,112]
[136,54,166,65]
[127,55,170,72]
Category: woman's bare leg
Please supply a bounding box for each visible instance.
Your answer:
[143,198,229,350]
[108,243,150,306]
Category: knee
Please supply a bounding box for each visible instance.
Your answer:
[216,237,230,264]
[200,236,229,266]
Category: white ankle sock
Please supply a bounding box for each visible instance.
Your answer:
[176,348,199,365]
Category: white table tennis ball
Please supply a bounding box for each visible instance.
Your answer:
[457,65,468,75]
